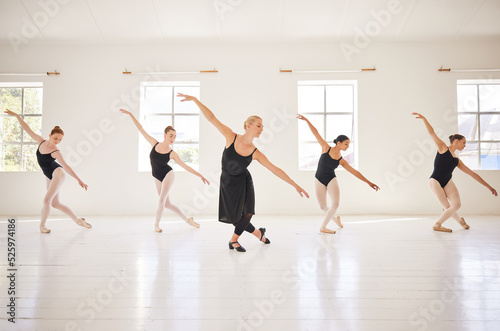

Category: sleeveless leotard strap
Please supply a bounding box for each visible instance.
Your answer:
[250,148,257,156]
[327,147,331,153]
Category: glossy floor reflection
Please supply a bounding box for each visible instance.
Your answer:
[0,215,499,331]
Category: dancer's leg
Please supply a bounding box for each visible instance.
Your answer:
[154,171,175,232]
[315,179,342,231]
[320,178,340,234]
[230,213,253,248]
[429,179,462,231]
[40,168,65,233]
[164,196,199,228]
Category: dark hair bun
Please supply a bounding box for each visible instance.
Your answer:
[449,135,453,139]
[333,139,338,144]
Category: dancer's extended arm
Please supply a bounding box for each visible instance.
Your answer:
[457,160,497,196]
[253,150,309,198]
[340,159,379,191]
[51,151,88,190]
[170,151,210,185]
[4,109,44,144]
[412,112,447,153]
[297,114,329,152]
[177,94,234,142]
[119,109,157,146]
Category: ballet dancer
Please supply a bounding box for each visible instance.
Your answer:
[297,114,379,234]
[4,109,91,233]
[178,93,309,252]
[120,109,209,232]
[413,112,497,232]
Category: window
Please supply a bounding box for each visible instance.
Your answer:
[457,80,500,170]
[0,83,43,172]
[139,81,200,172]
[298,81,357,171]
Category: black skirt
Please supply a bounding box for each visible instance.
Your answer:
[218,169,255,224]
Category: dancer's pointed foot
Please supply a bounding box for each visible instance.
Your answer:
[76,218,92,229]
[333,216,343,228]
[154,225,163,233]
[433,224,452,232]
[185,217,200,228]
[459,217,470,229]
[320,227,336,234]
[40,226,51,234]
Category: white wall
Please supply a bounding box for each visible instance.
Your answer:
[0,41,499,217]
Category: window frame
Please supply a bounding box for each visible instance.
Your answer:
[297,80,358,171]
[457,79,500,170]
[0,82,43,172]
[138,81,200,172]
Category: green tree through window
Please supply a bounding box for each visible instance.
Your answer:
[0,84,43,171]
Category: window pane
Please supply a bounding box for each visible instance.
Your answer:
[1,116,22,142]
[479,85,500,112]
[0,88,22,113]
[480,114,500,140]
[298,115,324,142]
[23,88,43,114]
[457,85,478,112]
[144,87,172,114]
[174,116,199,142]
[2,144,21,171]
[458,114,478,140]
[299,142,322,171]
[298,86,324,113]
[22,144,39,171]
[326,85,353,113]
[145,115,172,140]
[325,114,353,142]
[174,87,200,114]
[23,116,42,143]
[481,143,500,170]
[459,142,479,169]
[171,143,199,171]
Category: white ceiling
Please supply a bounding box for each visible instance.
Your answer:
[0,0,499,44]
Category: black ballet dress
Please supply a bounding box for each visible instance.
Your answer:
[430,148,459,188]
[36,140,62,180]
[315,147,342,187]
[150,142,173,182]
[219,134,257,224]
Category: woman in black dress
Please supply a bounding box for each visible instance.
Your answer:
[178,94,309,252]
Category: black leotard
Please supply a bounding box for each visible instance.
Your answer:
[430,148,459,188]
[315,147,342,187]
[219,134,257,224]
[150,142,173,182]
[36,140,62,180]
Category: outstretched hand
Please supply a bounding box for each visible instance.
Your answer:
[4,109,17,116]
[296,186,310,198]
[78,180,88,191]
[119,109,131,115]
[177,93,197,102]
[491,187,498,196]
[369,182,380,191]
[200,176,210,185]
[297,114,308,121]
[412,112,425,120]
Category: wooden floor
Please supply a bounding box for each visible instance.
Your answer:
[1,215,499,331]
